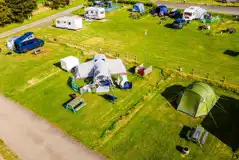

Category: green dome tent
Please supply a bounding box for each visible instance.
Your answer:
[177,82,218,117]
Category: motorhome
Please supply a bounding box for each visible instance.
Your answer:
[85,7,105,20]
[55,16,83,30]
[183,6,206,21]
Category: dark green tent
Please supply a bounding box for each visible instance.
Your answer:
[177,82,218,117]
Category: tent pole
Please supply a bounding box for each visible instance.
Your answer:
[209,112,218,128]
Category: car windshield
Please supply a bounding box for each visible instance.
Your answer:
[184,12,192,16]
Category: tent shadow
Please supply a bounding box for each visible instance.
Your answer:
[201,96,239,150]
[128,66,136,74]
[179,125,191,140]
[161,85,185,110]
[164,23,172,28]
[223,50,239,57]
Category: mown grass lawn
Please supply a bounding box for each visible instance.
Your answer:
[0,139,18,160]
[0,8,238,159]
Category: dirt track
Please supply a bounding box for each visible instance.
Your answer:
[0,95,105,160]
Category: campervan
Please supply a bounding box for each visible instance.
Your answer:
[55,16,83,30]
[183,6,206,21]
[85,7,105,20]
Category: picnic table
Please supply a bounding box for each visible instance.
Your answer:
[64,97,86,113]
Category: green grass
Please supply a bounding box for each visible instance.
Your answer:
[0,8,238,159]
[0,0,84,33]
[0,139,18,160]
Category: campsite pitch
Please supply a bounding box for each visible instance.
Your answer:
[0,7,238,160]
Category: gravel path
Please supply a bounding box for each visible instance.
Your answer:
[0,95,105,160]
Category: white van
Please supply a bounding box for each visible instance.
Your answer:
[183,6,206,21]
[85,7,105,20]
[55,16,83,30]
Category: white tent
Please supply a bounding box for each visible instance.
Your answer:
[55,16,83,30]
[85,7,105,20]
[60,56,80,72]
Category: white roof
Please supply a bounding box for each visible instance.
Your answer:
[85,7,105,11]
[60,56,79,63]
[184,6,200,12]
[56,16,82,22]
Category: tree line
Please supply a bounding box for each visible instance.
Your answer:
[0,0,70,27]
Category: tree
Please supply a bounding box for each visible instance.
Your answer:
[5,0,37,23]
[0,2,13,26]
[48,0,70,9]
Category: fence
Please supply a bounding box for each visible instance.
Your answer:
[43,34,239,93]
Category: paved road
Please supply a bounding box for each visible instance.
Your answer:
[0,95,105,160]
[157,1,239,15]
[0,4,85,39]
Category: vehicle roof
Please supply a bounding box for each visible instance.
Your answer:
[85,7,105,11]
[56,16,82,21]
[184,6,200,12]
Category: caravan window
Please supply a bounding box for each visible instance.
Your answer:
[184,12,192,16]
[57,20,60,24]
[68,22,71,25]
[64,21,66,23]
[100,11,104,14]
[91,11,94,14]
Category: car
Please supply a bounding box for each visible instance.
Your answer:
[172,18,187,29]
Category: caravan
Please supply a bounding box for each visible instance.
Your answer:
[183,6,206,21]
[85,7,105,20]
[55,16,83,30]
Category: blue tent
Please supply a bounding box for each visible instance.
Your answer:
[132,3,145,13]
[152,5,168,16]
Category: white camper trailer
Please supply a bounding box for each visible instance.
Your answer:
[183,6,206,21]
[55,16,83,30]
[85,7,105,20]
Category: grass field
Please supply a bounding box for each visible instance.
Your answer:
[0,140,18,160]
[0,7,238,159]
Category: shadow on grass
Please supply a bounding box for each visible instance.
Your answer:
[223,50,239,57]
[179,125,191,140]
[201,96,239,150]
[164,23,172,28]
[128,66,136,74]
[161,85,185,109]
[53,62,67,72]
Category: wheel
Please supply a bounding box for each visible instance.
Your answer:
[23,49,28,53]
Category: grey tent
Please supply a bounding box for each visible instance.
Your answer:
[177,82,218,117]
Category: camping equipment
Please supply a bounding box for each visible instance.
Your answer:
[7,32,44,53]
[177,82,218,117]
[103,94,117,102]
[187,126,208,144]
[132,3,145,13]
[152,5,168,16]
[116,74,132,89]
[64,96,86,113]
[56,16,83,30]
[135,64,152,76]
[169,9,181,18]
[202,16,219,23]
[183,6,206,21]
[71,77,80,92]
[172,18,187,29]
[182,148,190,155]
[60,56,80,72]
[198,25,210,30]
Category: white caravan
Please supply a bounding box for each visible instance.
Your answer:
[55,16,83,30]
[85,7,105,20]
[183,6,206,21]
